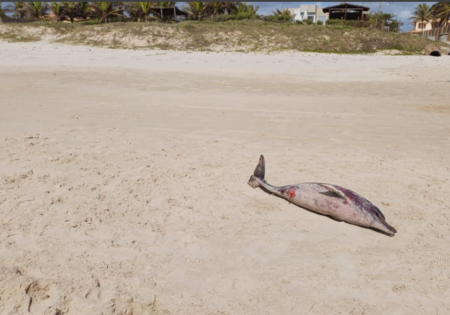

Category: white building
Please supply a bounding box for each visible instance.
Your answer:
[288,4,328,24]
[409,19,442,33]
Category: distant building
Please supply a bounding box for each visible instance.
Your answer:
[322,3,370,21]
[408,19,444,34]
[288,4,328,24]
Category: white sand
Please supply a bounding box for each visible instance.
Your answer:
[1,41,450,315]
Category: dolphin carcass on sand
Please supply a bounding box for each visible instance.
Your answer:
[248,155,397,236]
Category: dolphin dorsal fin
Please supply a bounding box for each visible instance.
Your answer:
[319,184,350,202]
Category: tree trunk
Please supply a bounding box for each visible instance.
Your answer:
[422,19,424,37]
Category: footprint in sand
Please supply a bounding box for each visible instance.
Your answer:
[25,280,57,313]
[85,286,102,301]
[85,277,104,302]
[131,301,156,315]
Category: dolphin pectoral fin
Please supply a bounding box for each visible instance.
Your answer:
[319,184,350,202]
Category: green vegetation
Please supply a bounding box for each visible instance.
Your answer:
[430,2,450,27]
[366,12,403,32]
[214,3,259,22]
[0,19,442,55]
[326,13,403,33]
[183,2,259,22]
[263,8,295,22]
[3,2,261,23]
[0,31,40,42]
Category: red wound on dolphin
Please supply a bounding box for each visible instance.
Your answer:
[287,189,296,198]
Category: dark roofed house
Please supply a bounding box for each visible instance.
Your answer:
[322,3,370,21]
[150,6,188,22]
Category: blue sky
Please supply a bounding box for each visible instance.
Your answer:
[2,2,432,33]
[252,2,434,32]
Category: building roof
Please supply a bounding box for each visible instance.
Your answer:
[322,3,370,13]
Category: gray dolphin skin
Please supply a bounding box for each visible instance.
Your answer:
[248,155,397,236]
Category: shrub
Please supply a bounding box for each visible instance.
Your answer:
[347,20,371,28]
[263,8,295,22]
[235,12,257,20]
[325,19,343,26]
[214,12,257,22]
[215,14,234,22]
[304,19,313,25]
[325,19,373,29]
[317,20,323,26]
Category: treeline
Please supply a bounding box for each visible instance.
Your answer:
[0,2,310,24]
[2,2,177,23]
[0,2,268,23]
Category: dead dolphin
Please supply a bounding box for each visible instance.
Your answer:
[248,155,397,236]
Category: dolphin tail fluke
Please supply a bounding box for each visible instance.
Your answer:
[253,155,265,180]
[248,155,265,189]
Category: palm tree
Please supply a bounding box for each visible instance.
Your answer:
[112,2,125,16]
[183,2,207,21]
[222,2,237,15]
[236,3,258,15]
[92,2,121,23]
[269,8,295,22]
[206,2,225,20]
[23,2,49,20]
[7,2,26,19]
[410,3,431,36]
[124,2,143,21]
[431,2,450,27]
[77,2,92,21]
[136,2,154,22]
[51,2,65,22]
[63,2,77,23]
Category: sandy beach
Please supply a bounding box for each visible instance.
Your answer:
[1,41,450,315]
